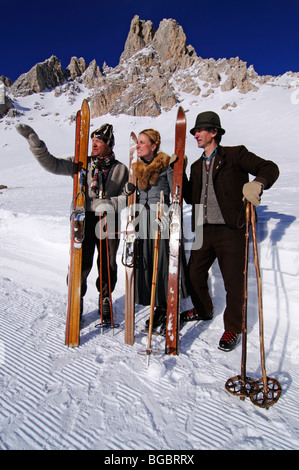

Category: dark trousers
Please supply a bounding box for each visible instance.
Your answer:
[81,212,119,298]
[188,224,246,333]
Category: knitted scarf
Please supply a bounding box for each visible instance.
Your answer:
[91,152,115,196]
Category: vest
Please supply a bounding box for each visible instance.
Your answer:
[200,158,225,224]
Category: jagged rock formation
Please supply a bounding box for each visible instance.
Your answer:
[89,16,199,117]
[120,16,155,62]
[1,15,297,118]
[11,56,65,96]
[65,57,87,81]
[0,75,13,87]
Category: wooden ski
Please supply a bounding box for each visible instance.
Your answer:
[123,132,138,345]
[165,107,186,355]
[65,99,90,347]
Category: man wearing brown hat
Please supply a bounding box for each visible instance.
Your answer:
[16,123,128,322]
[182,111,279,351]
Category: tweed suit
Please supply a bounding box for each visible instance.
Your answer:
[183,145,279,333]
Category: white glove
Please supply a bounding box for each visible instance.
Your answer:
[242,181,263,206]
[16,124,42,148]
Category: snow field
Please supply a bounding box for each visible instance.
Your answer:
[0,76,299,450]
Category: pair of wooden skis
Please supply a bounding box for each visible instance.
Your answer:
[65,100,115,347]
[124,107,186,359]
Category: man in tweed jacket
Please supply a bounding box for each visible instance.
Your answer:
[182,111,279,351]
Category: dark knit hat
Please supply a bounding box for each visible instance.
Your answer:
[91,123,115,148]
[190,111,225,136]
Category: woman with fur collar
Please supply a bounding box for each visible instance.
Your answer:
[132,129,187,334]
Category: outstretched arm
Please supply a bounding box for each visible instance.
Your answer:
[16,124,75,176]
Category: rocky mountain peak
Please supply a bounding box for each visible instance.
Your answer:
[64,57,87,81]
[120,15,155,62]
[1,16,297,119]
[152,18,189,63]
[11,55,65,96]
[120,15,196,68]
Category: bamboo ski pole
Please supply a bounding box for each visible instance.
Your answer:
[104,212,119,333]
[138,192,164,366]
[226,200,281,408]
[225,200,258,398]
[249,202,282,409]
[99,213,103,331]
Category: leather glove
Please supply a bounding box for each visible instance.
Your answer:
[15,124,42,148]
[169,154,188,169]
[124,182,136,196]
[242,181,264,206]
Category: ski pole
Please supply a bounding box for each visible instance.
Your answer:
[99,213,103,331]
[104,212,119,333]
[98,172,104,330]
[138,191,164,366]
[249,202,281,409]
[225,200,258,399]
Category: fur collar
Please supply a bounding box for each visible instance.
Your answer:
[133,152,170,190]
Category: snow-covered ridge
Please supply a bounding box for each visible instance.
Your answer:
[1,15,299,120]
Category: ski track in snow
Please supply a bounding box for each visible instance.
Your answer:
[0,252,298,450]
[1,80,299,450]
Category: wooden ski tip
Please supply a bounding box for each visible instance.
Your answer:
[81,99,90,116]
[176,106,186,118]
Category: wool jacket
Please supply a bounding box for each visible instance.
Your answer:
[30,141,128,213]
[132,151,189,306]
[183,145,279,230]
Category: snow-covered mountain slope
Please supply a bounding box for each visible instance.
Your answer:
[0,77,299,450]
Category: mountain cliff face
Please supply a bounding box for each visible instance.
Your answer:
[1,15,298,119]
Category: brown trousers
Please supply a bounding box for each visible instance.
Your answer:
[188,224,246,333]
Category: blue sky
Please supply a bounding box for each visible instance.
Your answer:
[1,0,298,81]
